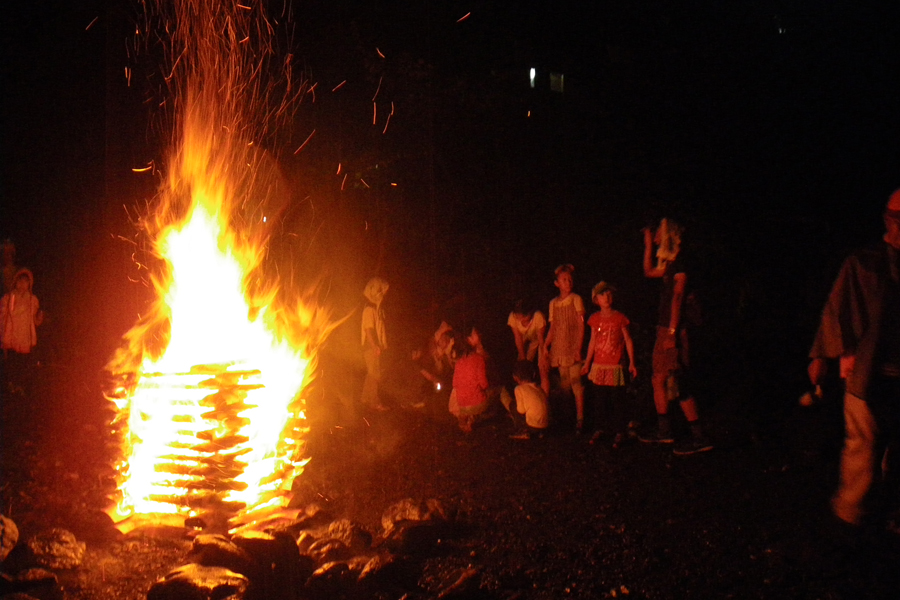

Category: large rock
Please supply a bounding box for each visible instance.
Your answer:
[231,530,306,600]
[10,568,63,600]
[382,520,451,556]
[326,519,372,553]
[146,564,249,600]
[305,538,350,563]
[187,534,256,578]
[304,561,351,599]
[26,529,85,570]
[381,498,448,534]
[1,514,18,562]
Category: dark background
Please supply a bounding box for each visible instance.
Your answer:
[3,0,900,422]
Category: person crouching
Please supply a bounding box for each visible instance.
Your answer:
[507,360,550,440]
[449,330,488,433]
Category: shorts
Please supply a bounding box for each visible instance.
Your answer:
[652,326,692,400]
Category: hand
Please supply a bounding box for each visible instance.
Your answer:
[839,355,856,380]
[580,364,590,376]
[629,364,638,379]
[807,358,826,385]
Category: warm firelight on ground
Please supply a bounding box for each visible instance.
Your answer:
[105,0,327,533]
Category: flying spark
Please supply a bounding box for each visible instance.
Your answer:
[293,129,316,154]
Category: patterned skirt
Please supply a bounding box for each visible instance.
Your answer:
[588,364,625,386]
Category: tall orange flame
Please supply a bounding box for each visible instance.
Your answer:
[106,0,328,533]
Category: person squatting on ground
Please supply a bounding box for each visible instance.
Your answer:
[449,330,489,433]
[581,282,637,448]
[808,189,900,530]
[507,300,550,395]
[544,264,586,434]
[506,360,550,440]
[413,321,454,412]
[464,324,513,417]
[638,219,713,455]
[360,277,389,412]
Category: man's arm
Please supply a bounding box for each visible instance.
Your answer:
[669,273,687,332]
[623,324,637,378]
[643,228,666,278]
[511,326,526,360]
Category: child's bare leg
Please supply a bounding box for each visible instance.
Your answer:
[651,372,669,415]
[570,364,585,431]
[538,353,551,395]
[680,396,699,421]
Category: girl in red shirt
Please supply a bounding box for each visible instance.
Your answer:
[581,282,637,447]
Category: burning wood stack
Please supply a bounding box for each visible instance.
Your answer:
[105,0,329,533]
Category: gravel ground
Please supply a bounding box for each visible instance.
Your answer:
[2,358,899,600]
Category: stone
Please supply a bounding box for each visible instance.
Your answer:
[146,564,249,600]
[295,531,316,554]
[231,530,304,600]
[382,520,450,556]
[187,534,257,579]
[381,498,449,534]
[381,498,427,533]
[11,568,63,600]
[26,529,85,570]
[326,519,372,553]
[357,552,397,584]
[1,514,19,562]
[305,539,350,563]
[304,561,351,599]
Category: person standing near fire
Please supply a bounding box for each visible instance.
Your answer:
[1,268,43,394]
[808,189,900,531]
[1,268,41,356]
[360,277,389,412]
[544,264,587,434]
[581,281,638,448]
[638,218,713,455]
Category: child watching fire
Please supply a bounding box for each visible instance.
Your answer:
[544,264,586,434]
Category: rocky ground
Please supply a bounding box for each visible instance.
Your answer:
[2,356,899,600]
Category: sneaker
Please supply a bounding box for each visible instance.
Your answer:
[637,429,675,444]
[509,432,531,440]
[673,437,714,455]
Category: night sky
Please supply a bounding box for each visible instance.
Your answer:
[3,1,900,384]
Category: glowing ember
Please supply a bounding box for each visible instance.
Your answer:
[106,0,328,532]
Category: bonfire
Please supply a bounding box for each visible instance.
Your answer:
[105,0,330,534]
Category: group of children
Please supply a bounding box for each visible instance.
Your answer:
[503,265,637,448]
[359,218,714,455]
